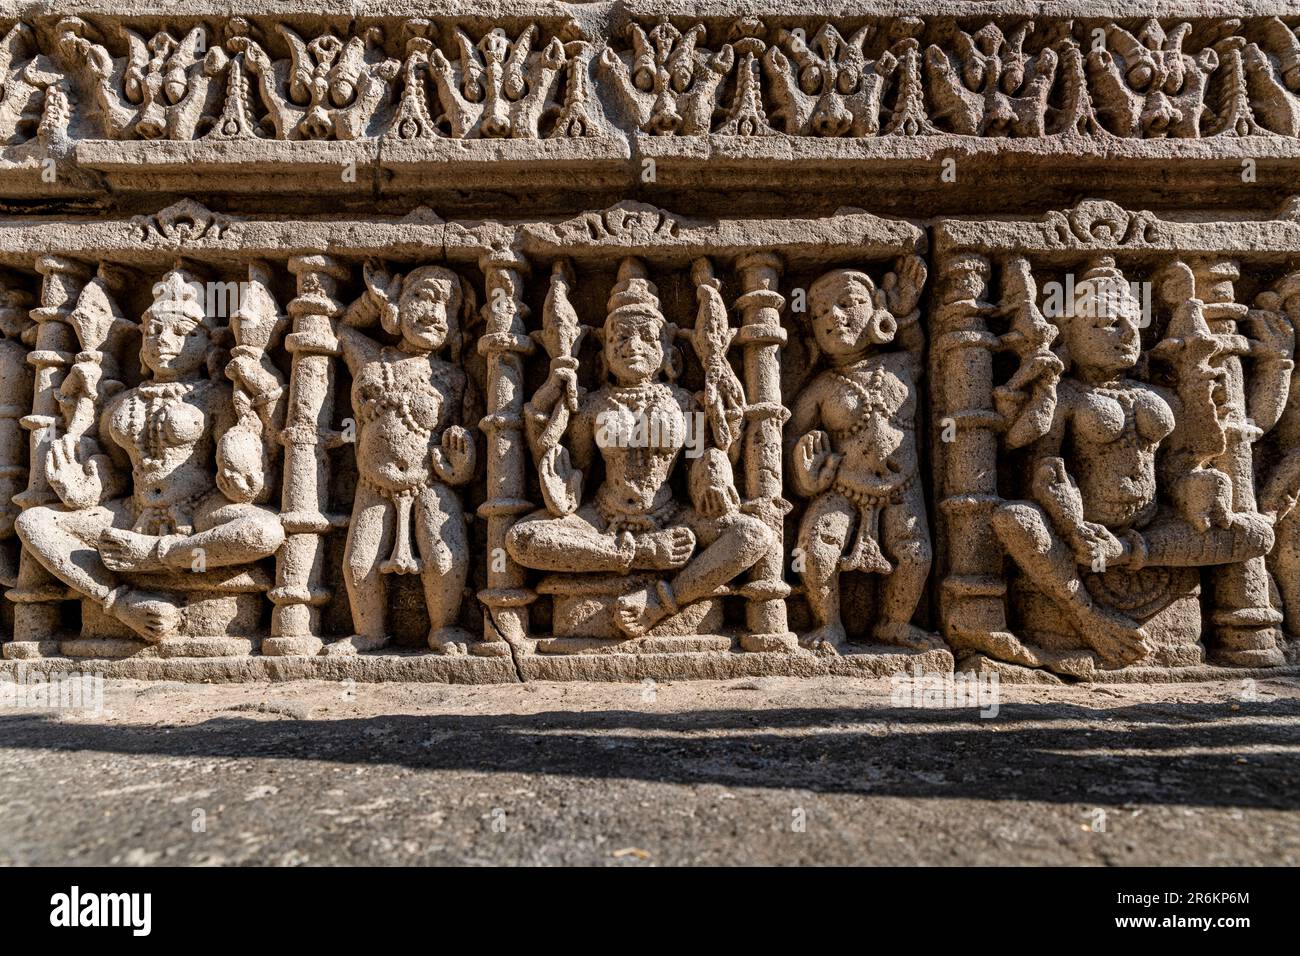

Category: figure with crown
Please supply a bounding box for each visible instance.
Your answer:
[15,264,287,645]
[990,256,1284,668]
[506,257,774,640]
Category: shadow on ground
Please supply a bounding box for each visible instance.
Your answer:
[3,697,1298,810]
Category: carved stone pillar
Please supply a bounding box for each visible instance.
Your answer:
[476,252,536,649]
[4,257,89,657]
[1192,258,1286,667]
[933,254,1008,654]
[734,252,796,652]
[265,255,345,657]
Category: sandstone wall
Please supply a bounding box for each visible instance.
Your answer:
[0,2,1297,682]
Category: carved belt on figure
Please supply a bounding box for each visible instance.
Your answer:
[361,476,426,576]
[132,488,206,537]
[833,474,915,575]
[597,496,679,537]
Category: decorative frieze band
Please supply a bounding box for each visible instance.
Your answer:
[3,8,1300,195]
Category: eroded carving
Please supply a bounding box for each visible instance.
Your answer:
[15,265,285,650]
[789,257,935,654]
[936,231,1298,676]
[332,261,487,656]
[507,257,773,643]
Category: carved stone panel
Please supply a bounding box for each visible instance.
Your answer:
[0,3,1297,686]
[933,199,1300,679]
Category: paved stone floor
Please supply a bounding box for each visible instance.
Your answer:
[1,674,1297,865]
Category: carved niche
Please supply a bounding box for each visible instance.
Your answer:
[933,199,1300,678]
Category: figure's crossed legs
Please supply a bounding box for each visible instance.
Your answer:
[16,496,283,644]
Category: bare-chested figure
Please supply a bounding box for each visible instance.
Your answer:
[992,258,1277,666]
[333,263,485,656]
[16,267,285,643]
[506,258,773,638]
[789,257,933,653]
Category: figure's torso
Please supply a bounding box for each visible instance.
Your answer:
[353,349,457,491]
[1064,377,1175,529]
[109,379,224,530]
[819,354,918,495]
[588,382,691,518]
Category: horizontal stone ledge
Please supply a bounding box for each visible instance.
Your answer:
[0,651,520,684]
[10,2,1300,17]
[0,199,926,267]
[0,135,1291,198]
[4,651,1294,686]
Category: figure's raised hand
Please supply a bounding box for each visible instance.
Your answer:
[793,430,840,497]
[1246,292,1296,362]
[532,361,581,417]
[698,482,741,519]
[432,425,476,485]
[46,434,111,511]
[883,255,928,316]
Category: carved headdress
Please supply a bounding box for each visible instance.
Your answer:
[145,264,215,331]
[605,256,667,330]
[599,257,681,381]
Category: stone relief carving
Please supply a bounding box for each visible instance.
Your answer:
[507,257,774,644]
[0,30,1297,689]
[56,18,220,140]
[766,21,929,136]
[788,257,935,654]
[238,24,398,141]
[1086,20,1218,139]
[925,23,1057,137]
[8,12,1300,152]
[933,202,1300,679]
[15,264,285,653]
[0,21,70,151]
[332,260,488,656]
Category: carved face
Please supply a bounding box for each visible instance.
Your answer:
[810,271,894,358]
[397,274,456,352]
[604,313,665,384]
[1062,277,1142,376]
[141,300,210,379]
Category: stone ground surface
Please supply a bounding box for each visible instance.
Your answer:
[1,674,1298,866]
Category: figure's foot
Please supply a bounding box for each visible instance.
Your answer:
[1080,607,1151,667]
[106,587,181,643]
[801,623,849,657]
[614,581,677,638]
[632,527,696,570]
[470,639,512,658]
[99,528,165,573]
[428,626,471,655]
[324,634,391,656]
[873,620,943,651]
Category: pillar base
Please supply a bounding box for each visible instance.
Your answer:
[262,635,324,657]
[739,632,799,653]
